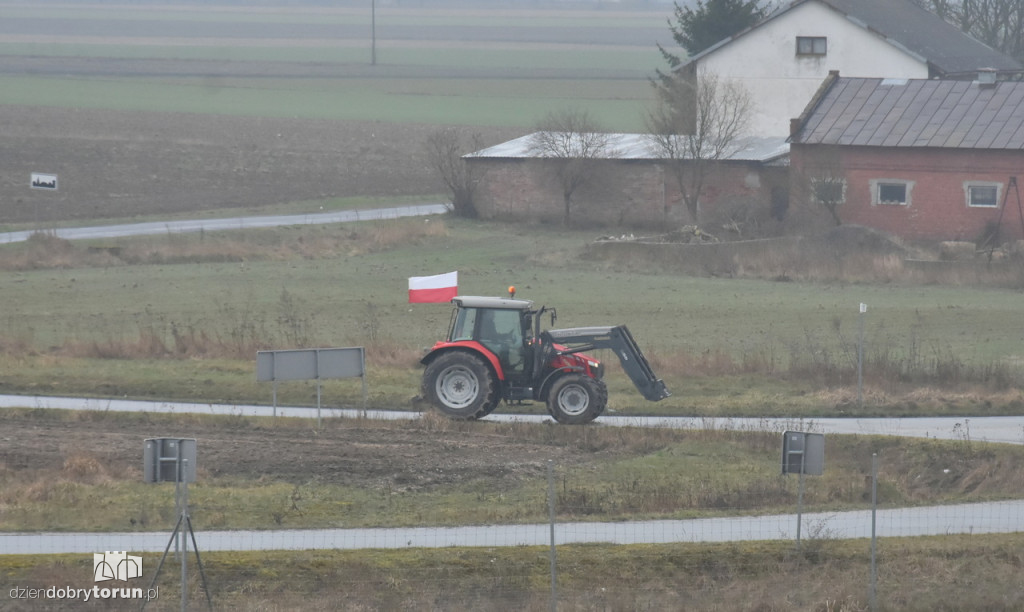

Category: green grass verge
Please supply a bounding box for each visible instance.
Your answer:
[4,535,1024,611]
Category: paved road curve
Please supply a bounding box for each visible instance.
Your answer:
[0,203,448,244]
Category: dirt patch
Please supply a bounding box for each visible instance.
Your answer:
[0,104,521,225]
[0,411,591,491]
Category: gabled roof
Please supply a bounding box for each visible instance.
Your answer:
[466,133,789,163]
[789,76,1024,149]
[684,0,1022,77]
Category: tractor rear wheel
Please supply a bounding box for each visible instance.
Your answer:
[546,374,607,424]
[422,351,499,420]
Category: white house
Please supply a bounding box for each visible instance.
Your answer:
[679,0,1023,138]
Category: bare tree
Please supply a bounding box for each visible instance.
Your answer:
[917,0,1024,63]
[423,127,485,218]
[796,145,846,226]
[646,69,752,224]
[528,109,612,226]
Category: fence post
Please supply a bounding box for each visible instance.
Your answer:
[870,452,878,611]
[858,303,867,407]
[548,459,557,612]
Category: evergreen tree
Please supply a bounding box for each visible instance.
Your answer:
[659,0,772,67]
[654,0,771,113]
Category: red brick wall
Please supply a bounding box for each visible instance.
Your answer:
[467,157,779,229]
[791,145,1024,242]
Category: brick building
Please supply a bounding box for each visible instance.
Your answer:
[465,133,789,229]
[789,73,1024,244]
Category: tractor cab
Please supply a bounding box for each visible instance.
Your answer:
[442,295,549,384]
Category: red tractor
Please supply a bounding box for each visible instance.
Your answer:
[420,289,670,424]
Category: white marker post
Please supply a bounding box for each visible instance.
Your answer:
[858,303,867,406]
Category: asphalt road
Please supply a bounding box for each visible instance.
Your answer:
[4,500,1023,554]
[0,393,1017,444]
[0,203,448,244]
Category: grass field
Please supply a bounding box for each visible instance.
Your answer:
[0,74,653,129]
[1,218,1023,416]
[0,3,668,131]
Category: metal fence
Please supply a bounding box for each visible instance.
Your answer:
[3,413,1024,611]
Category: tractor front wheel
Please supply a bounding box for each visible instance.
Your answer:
[546,374,607,424]
[422,351,499,420]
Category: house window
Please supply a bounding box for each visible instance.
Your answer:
[966,183,1000,208]
[871,180,913,206]
[796,36,827,56]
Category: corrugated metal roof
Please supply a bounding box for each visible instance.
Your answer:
[466,133,789,163]
[792,77,1024,149]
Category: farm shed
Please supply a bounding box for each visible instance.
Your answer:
[464,133,789,230]
[788,73,1024,243]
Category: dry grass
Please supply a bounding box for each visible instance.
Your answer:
[593,228,1024,289]
[6,536,1024,611]
[0,219,449,271]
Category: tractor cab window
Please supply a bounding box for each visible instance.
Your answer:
[449,307,477,342]
[478,309,526,375]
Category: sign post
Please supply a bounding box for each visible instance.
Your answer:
[256,347,367,424]
[143,438,211,611]
[858,303,867,406]
[28,172,59,230]
[782,431,825,548]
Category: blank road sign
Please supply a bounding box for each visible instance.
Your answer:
[256,347,365,382]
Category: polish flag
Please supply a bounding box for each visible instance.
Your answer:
[408,271,458,303]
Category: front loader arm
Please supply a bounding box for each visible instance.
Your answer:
[542,326,671,402]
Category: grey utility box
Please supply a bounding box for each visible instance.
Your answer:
[781,431,824,476]
[143,438,197,483]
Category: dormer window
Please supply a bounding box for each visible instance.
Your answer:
[797,36,827,56]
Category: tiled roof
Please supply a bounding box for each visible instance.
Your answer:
[467,133,789,163]
[791,77,1024,149]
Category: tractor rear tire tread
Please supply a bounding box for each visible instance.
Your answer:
[422,351,499,420]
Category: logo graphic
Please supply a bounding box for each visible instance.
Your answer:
[93,552,143,582]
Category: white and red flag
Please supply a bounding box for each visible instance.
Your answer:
[408,271,458,303]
